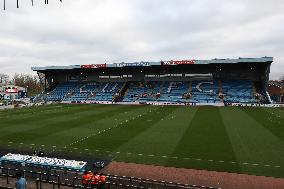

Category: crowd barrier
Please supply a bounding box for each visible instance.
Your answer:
[0,167,221,189]
[62,100,284,108]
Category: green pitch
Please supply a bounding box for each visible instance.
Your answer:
[0,104,283,178]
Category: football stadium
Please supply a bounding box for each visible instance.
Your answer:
[0,57,283,189]
[1,1,284,189]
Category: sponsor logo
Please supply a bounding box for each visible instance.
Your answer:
[162,60,195,65]
[115,62,150,67]
[81,64,106,68]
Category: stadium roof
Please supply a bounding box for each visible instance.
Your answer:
[32,57,273,71]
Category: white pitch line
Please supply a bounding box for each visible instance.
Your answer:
[108,152,280,169]
[64,109,154,148]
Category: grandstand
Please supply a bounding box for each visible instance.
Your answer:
[32,57,273,105]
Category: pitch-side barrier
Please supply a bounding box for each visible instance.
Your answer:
[61,100,284,107]
[0,166,221,189]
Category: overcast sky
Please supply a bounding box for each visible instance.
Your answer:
[0,0,283,79]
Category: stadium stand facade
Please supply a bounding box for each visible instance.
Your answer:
[32,57,273,105]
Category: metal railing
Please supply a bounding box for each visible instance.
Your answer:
[0,166,221,189]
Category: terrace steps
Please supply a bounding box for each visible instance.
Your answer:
[46,79,269,103]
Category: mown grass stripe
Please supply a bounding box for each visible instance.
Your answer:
[0,105,139,145]
[114,106,198,165]
[221,107,284,178]
[73,106,179,153]
[0,104,102,128]
[116,107,198,155]
[167,106,241,173]
[241,107,284,142]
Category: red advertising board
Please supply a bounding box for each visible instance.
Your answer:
[94,63,106,68]
[81,65,94,68]
[5,88,18,93]
[81,64,106,68]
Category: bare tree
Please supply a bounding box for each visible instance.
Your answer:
[12,73,42,96]
[279,76,284,86]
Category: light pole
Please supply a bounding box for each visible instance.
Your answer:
[3,0,63,10]
[26,86,29,98]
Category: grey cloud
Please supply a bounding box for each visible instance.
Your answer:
[0,0,283,79]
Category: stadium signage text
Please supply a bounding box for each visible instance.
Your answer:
[162,60,195,65]
[115,62,150,67]
[81,64,106,68]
